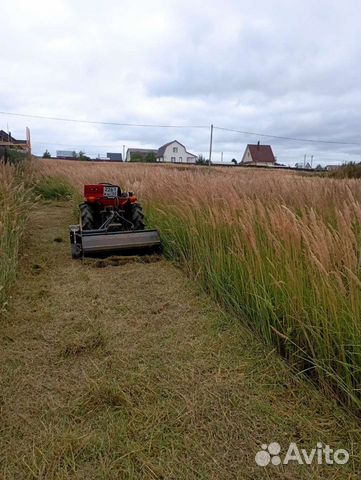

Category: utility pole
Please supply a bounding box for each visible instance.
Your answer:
[208,124,213,166]
[303,154,306,168]
[123,144,126,162]
[221,151,223,162]
[310,155,314,168]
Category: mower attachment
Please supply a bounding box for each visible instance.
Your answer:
[70,226,161,259]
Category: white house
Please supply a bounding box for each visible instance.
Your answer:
[325,164,341,171]
[156,140,197,164]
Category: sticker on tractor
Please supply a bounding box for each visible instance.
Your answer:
[104,186,118,198]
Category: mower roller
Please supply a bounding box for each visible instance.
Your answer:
[70,183,160,258]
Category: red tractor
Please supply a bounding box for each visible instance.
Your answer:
[80,183,145,231]
[70,183,160,258]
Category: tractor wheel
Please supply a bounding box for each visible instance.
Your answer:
[130,203,145,230]
[80,203,94,230]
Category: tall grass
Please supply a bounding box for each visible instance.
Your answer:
[36,160,361,411]
[33,176,75,200]
[0,163,33,312]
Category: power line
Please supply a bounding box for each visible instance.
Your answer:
[32,140,126,149]
[213,126,360,146]
[0,110,359,146]
[0,111,208,129]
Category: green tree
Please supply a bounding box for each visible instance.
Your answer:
[196,154,207,165]
[78,150,90,161]
[130,153,143,162]
[42,149,51,159]
[145,152,156,163]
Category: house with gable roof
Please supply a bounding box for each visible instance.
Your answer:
[241,142,276,167]
[156,140,197,164]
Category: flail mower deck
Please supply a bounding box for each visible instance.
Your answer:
[70,183,161,259]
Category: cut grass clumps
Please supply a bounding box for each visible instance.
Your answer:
[76,377,133,413]
[61,328,107,357]
[34,177,75,200]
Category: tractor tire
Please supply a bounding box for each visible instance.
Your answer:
[80,203,94,230]
[130,203,145,230]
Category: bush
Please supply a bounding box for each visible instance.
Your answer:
[196,154,207,165]
[78,151,91,161]
[130,154,145,162]
[328,162,361,179]
[6,149,28,165]
[34,177,75,200]
[145,152,156,163]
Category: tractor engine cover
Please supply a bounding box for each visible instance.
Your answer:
[84,184,123,206]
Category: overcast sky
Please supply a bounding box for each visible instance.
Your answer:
[0,0,360,165]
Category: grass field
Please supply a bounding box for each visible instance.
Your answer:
[0,199,360,479]
[35,160,361,412]
[0,158,360,478]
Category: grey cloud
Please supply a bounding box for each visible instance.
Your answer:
[0,0,359,165]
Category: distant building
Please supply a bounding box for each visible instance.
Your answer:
[325,165,341,171]
[56,150,76,159]
[106,152,122,161]
[295,162,312,169]
[156,140,197,163]
[240,142,276,166]
[91,156,108,161]
[126,148,158,162]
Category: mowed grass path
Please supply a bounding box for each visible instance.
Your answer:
[0,201,359,479]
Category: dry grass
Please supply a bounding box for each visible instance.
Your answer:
[0,200,359,479]
[35,160,361,412]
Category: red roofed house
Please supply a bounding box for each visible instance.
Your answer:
[241,142,276,167]
[0,128,31,153]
